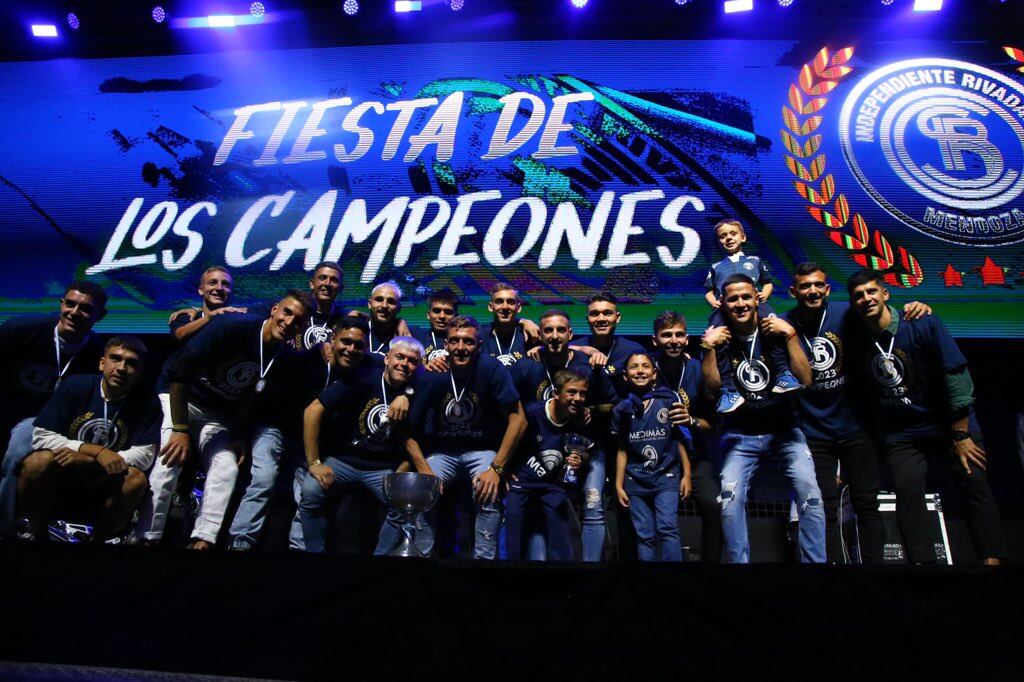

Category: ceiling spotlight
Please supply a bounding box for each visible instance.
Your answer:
[881,0,895,5]
[778,0,794,6]
[67,13,80,30]
[450,0,465,10]
[675,0,691,5]
[250,2,266,18]
[343,0,360,14]
[571,0,589,7]
[152,7,167,23]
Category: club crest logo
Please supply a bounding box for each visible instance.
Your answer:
[657,408,669,424]
[870,352,905,389]
[444,395,477,425]
[496,353,516,367]
[76,417,121,448]
[302,325,332,349]
[840,58,1024,246]
[364,402,390,435]
[225,361,260,389]
[18,364,58,395]
[539,448,564,473]
[641,444,659,469]
[427,348,449,362]
[736,359,770,393]
[743,262,755,271]
[807,335,839,372]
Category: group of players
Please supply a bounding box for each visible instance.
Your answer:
[0,218,1005,564]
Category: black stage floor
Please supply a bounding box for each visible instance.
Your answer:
[2,543,1022,681]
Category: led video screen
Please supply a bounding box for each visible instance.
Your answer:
[0,39,1021,335]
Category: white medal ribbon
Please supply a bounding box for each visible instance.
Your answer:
[801,306,827,350]
[368,329,388,355]
[544,353,572,393]
[53,325,75,385]
[873,334,896,372]
[449,369,469,405]
[493,327,518,357]
[256,321,282,393]
[741,328,759,367]
[98,378,123,448]
[656,358,686,404]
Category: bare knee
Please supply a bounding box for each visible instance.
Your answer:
[20,451,56,481]
[123,468,148,498]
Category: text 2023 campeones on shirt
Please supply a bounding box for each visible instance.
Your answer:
[410,354,520,455]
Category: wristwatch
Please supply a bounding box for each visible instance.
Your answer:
[952,429,971,442]
[489,462,504,475]
[404,386,415,396]
[311,459,323,467]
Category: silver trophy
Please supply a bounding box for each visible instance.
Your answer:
[382,472,441,557]
[562,433,593,484]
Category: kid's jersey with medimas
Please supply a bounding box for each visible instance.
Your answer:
[481,322,528,366]
[512,400,598,488]
[569,334,646,399]
[782,300,861,441]
[704,253,772,294]
[251,347,384,434]
[846,311,973,443]
[611,387,689,487]
[34,374,161,452]
[410,354,520,454]
[0,315,104,421]
[510,352,616,407]
[157,314,282,411]
[717,332,796,434]
[317,365,410,470]
[408,324,449,364]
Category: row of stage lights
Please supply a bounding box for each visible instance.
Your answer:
[29,0,966,39]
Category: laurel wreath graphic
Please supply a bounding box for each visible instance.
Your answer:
[781,47,924,288]
[1005,46,1024,72]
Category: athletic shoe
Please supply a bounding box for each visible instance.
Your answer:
[717,391,745,414]
[772,371,802,394]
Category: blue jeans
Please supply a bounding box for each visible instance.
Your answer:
[297,456,413,555]
[427,450,500,559]
[0,417,35,537]
[526,448,606,562]
[627,477,682,562]
[229,426,305,550]
[505,484,573,561]
[718,427,826,563]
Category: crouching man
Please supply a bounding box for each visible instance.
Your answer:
[18,337,160,541]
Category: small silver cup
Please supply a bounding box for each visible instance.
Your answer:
[382,472,441,557]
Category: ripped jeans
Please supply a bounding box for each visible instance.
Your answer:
[718,427,826,563]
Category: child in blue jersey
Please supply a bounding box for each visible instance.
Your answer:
[505,369,594,561]
[613,353,692,562]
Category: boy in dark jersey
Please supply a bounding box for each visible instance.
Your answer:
[782,263,932,563]
[845,270,1003,565]
[0,281,107,537]
[650,311,722,563]
[703,220,798,413]
[702,275,825,563]
[406,316,526,559]
[137,290,312,549]
[408,287,459,372]
[169,266,247,343]
[613,353,692,562]
[505,370,596,561]
[512,309,615,561]
[228,317,386,550]
[481,283,540,367]
[298,337,423,554]
[18,336,159,541]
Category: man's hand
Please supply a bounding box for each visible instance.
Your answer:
[760,316,796,338]
[387,395,410,422]
[955,437,987,475]
[160,432,190,466]
[520,318,541,345]
[702,326,730,348]
[566,453,583,470]
[53,447,90,467]
[168,307,199,324]
[680,475,692,500]
[424,355,449,372]
[588,352,609,369]
[397,319,412,337]
[616,486,630,509]
[473,468,501,505]
[582,406,592,426]
[209,306,247,317]
[310,462,334,490]
[668,402,691,427]
[756,290,769,303]
[526,346,542,361]
[230,438,251,467]
[902,301,932,321]
[96,450,129,475]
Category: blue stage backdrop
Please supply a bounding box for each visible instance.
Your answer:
[0,39,1022,335]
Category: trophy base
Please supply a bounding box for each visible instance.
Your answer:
[389,537,428,558]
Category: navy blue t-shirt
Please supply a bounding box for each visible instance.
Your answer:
[158,314,286,412]
[570,334,646,400]
[611,387,690,490]
[317,365,410,470]
[0,315,104,421]
[512,400,599,489]
[653,354,716,455]
[783,300,861,441]
[846,310,971,443]
[409,324,449,364]
[34,374,161,451]
[481,322,528,367]
[716,330,797,434]
[296,303,350,351]
[704,253,772,294]
[410,354,520,454]
[510,351,615,407]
